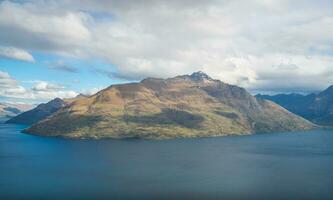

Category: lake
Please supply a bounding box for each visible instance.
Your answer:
[1,117,333,200]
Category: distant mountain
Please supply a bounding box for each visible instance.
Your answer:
[0,102,34,118]
[25,72,314,139]
[6,98,66,125]
[256,85,333,125]
[6,94,90,125]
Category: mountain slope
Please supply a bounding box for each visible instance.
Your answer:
[6,98,66,125]
[256,85,333,126]
[6,94,89,125]
[310,86,333,125]
[0,103,34,117]
[25,72,314,139]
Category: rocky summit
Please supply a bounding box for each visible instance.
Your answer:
[25,72,314,139]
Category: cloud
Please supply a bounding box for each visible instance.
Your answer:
[32,81,65,91]
[0,0,333,93]
[47,60,79,73]
[0,46,34,62]
[247,55,333,93]
[93,68,127,80]
[0,70,78,101]
[0,1,91,57]
[0,71,27,97]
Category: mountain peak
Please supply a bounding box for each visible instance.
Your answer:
[52,97,63,102]
[24,71,314,139]
[189,71,213,81]
[75,93,89,98]
[47,98,65,105]
[319,85,333,96]
[325,85,333,92]
[6,98,66,125]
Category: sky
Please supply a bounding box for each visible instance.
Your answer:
[0,0,333,104]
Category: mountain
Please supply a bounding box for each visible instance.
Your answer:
[0,102,34,117]
[255,93,316,119]
[6,93,90,125]
[256,85,333,126]
[6,98,66,125]
[5,93,92,125]
[25,72,314,139]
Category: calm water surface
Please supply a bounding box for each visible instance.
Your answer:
[1,117,333,200]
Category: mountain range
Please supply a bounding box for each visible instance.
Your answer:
[6,94,88,125]
[0,102,34,118]
[257,85,333,126]
[6,98,67,125]
[15,72,313,139]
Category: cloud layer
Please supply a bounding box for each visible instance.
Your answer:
[0,71,78,102]
[0,46,34,62]
[47,60,79,73]
[0,0,333,93]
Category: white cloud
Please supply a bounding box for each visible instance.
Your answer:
[0,0,333,93]
[0,71,28,98]
[0,46,34,62]
[0,1,91,57]
[0,71,78,101]
[32,81,65,91]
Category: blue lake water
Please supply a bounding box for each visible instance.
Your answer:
[1,117,333,200]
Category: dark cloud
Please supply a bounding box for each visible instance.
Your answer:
[250,66,333,93]
[47,61,79,73]
[93,68,138,81]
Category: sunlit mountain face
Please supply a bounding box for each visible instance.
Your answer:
[17,72,313,139]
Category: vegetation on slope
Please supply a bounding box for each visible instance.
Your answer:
[25,72,314,139]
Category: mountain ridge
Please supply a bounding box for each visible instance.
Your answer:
[6,98,66,125]
[256,85,333,126]
[24,72,314,139]
[6,94,89,125]
[0,102,34,118]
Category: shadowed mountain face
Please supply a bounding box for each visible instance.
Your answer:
[6,98,66,125]
[25,72,314,139]
[6,94,89,125]
[256,86,333,126]
[0,103,34,117]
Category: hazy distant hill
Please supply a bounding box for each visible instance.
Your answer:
[0,102,34,118]
[6,94,88,125]
[6,98,66,125]
[256,86,333,125]
[25,72,314,139]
